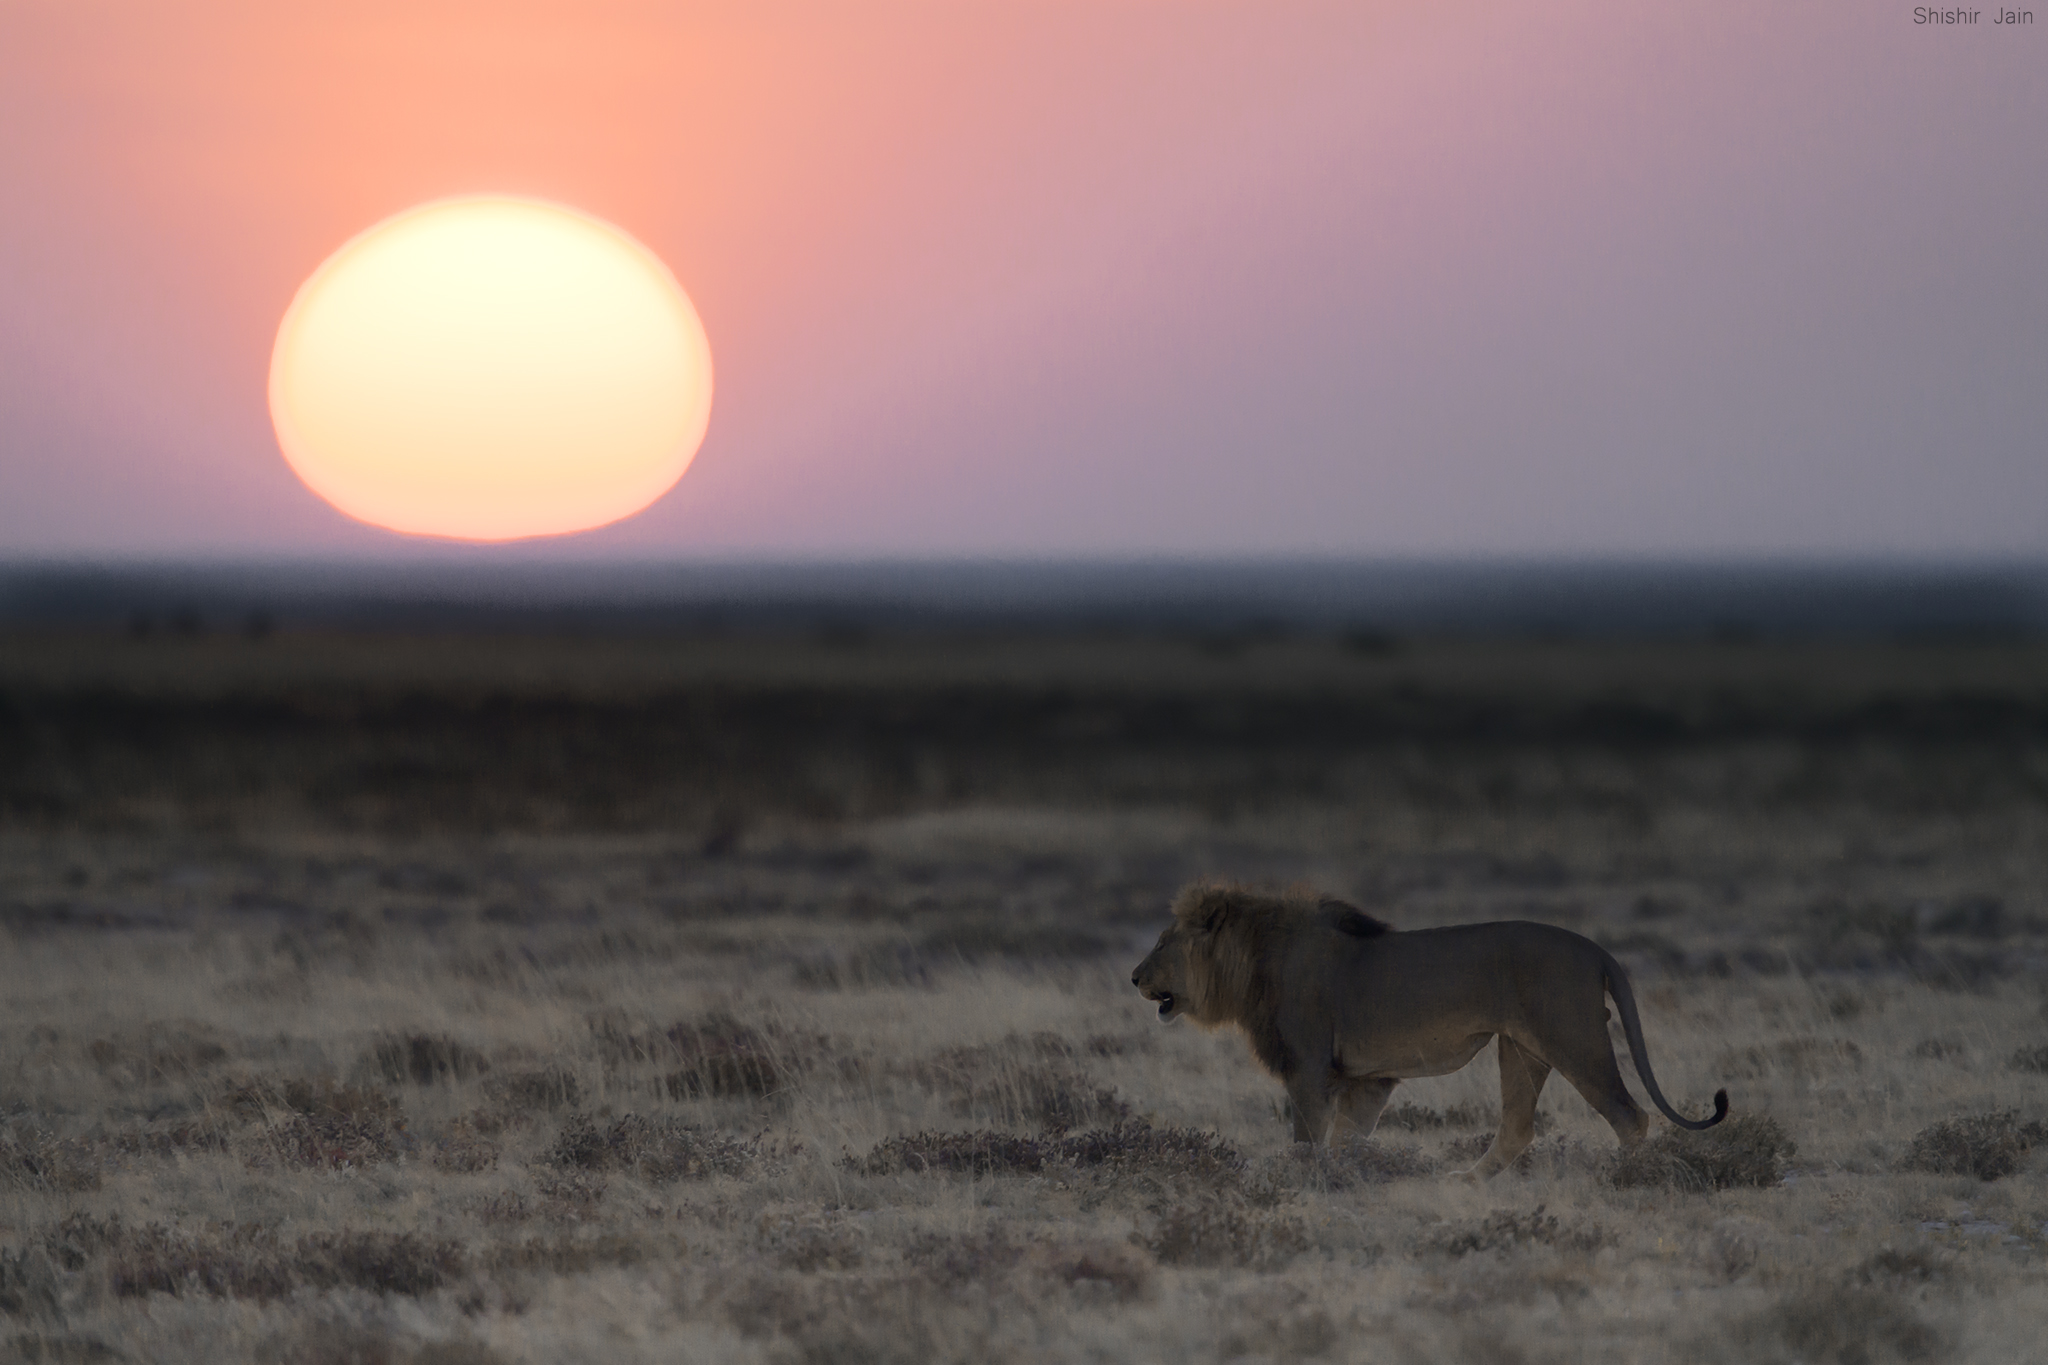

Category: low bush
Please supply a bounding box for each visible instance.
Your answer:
[1266,1139,1436,1191]
[1902,1110,2047,1181]
[1138,1195,1308,1271]
[103,1221,463,1300]
[2009,1045,2048,1075]
[1739,1283,1944,1365]
[0,1125,99,1193]
[1436,1205,1606,1257]
[1379,1101,1492,1131]
[365,1033,491,1087]
[849,1121,1245,1182]
[544,1114,757,1180]
[1611,1114,1795,1191]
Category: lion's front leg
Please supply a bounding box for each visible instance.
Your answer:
[1284,1070,1336,1144]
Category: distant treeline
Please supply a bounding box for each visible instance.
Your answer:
[4,559,2047,639]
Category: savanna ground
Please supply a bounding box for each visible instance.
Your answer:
[4,628,2048,1364]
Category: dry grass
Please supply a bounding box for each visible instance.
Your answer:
[3,632,2048,1362]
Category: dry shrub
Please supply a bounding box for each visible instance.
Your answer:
[365,1034,491,1087]
[899,1227,1029,1288]
[221,1077,398,1121]
[260,1111,404,1169]
[716,1274,985,1365]
[1436,1205,1606,1257]
[900,1229,1149,1301]
[1218,1285,1340,1360]
[412,1343,511,1365]
[852,1129,1055,1176]
[251,1320,509,1365]
[106,1118,232,1159]
[480,1066,581,1112]
[5,1333,126,1363]
[1856,1246,1951,1288]
[479,1233,649,1274]
[1138,1194,1308,1271]
[1902,1111,2047,1181]
[1266,1139,1436,1192]
[104,1222,462,1300]
[1913,1038,1967,1061]
[234,1081,408,1171]
[2009,1045,2048,1074]
[1704,1219,1761,1281]
[431,1133,499,1174]
[1,1247,63,1321]
[469,1191,533,1226]
[1081,1032,1149,1058]
[1442,1133,1494,1166]
[660,1020,791,1100]
[85,1022,230,1086]
[543,1113,757,1180]
[908,1033,1130,1132]
[1054,1121,1246,1184]
[849,1122,1243,1183]
[591,1012,812,1100]
[0,1125,99,1193]
[1611,1115,1794,1192]
[1737,1283,1946,1364]
[758,1209,866,1272]
[1036,1239,1152,1302]
[33,1215,125,1272]
[1380,1101,1492,1132]
[530,1170,609,1216]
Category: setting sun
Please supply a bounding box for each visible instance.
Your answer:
[268,197,712,541]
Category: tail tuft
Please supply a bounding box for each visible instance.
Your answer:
[1709,1089,1730,1125]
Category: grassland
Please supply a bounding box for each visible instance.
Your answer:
[3,629,2047,1364]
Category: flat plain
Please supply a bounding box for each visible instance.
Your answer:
[3,628,2047,1364]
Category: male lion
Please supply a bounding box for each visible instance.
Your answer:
[1130,883,1727,1178]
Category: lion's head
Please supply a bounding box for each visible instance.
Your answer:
[1130,921,1196,1023]
[1130,883,1384,1028]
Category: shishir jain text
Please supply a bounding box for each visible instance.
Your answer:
[1913,6,2035,21]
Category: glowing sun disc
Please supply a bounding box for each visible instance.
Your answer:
[269,196,712,541]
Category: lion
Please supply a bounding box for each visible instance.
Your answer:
[1130,883,1727,1178]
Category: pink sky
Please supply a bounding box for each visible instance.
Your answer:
[2,1,2042,559]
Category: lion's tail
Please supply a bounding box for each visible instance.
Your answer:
[1600,948,1729,1132]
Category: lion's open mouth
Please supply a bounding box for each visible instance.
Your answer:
[1149,991,1176,1019]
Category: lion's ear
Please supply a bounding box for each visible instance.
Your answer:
[1198,893,1238,935]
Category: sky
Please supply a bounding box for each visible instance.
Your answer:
[1,0,2043,561]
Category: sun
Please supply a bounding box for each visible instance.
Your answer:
[268,196,712,542]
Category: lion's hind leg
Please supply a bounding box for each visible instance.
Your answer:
[1456,1036,1551,1181]
[1551,1016,1652,1148]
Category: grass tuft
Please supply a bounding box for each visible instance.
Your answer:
[909,1034,1130,1132]
[1902,1110,2047,1180]
[365,1033,492,1087]
[1740,1283,1946,1364]
[2008,1044,2048,1074]
[848,1121,1244,1182]
[1137,1194,1308,1271]
[1611,1114,1794,1191]
[1436,1204,1606,1256]
[543,1113,759,1180]
[0,1125,99,1193]
[1379,1101,1493,1131]
[103,1221,462,1301]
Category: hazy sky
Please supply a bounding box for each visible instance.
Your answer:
[2,1,2042,560]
